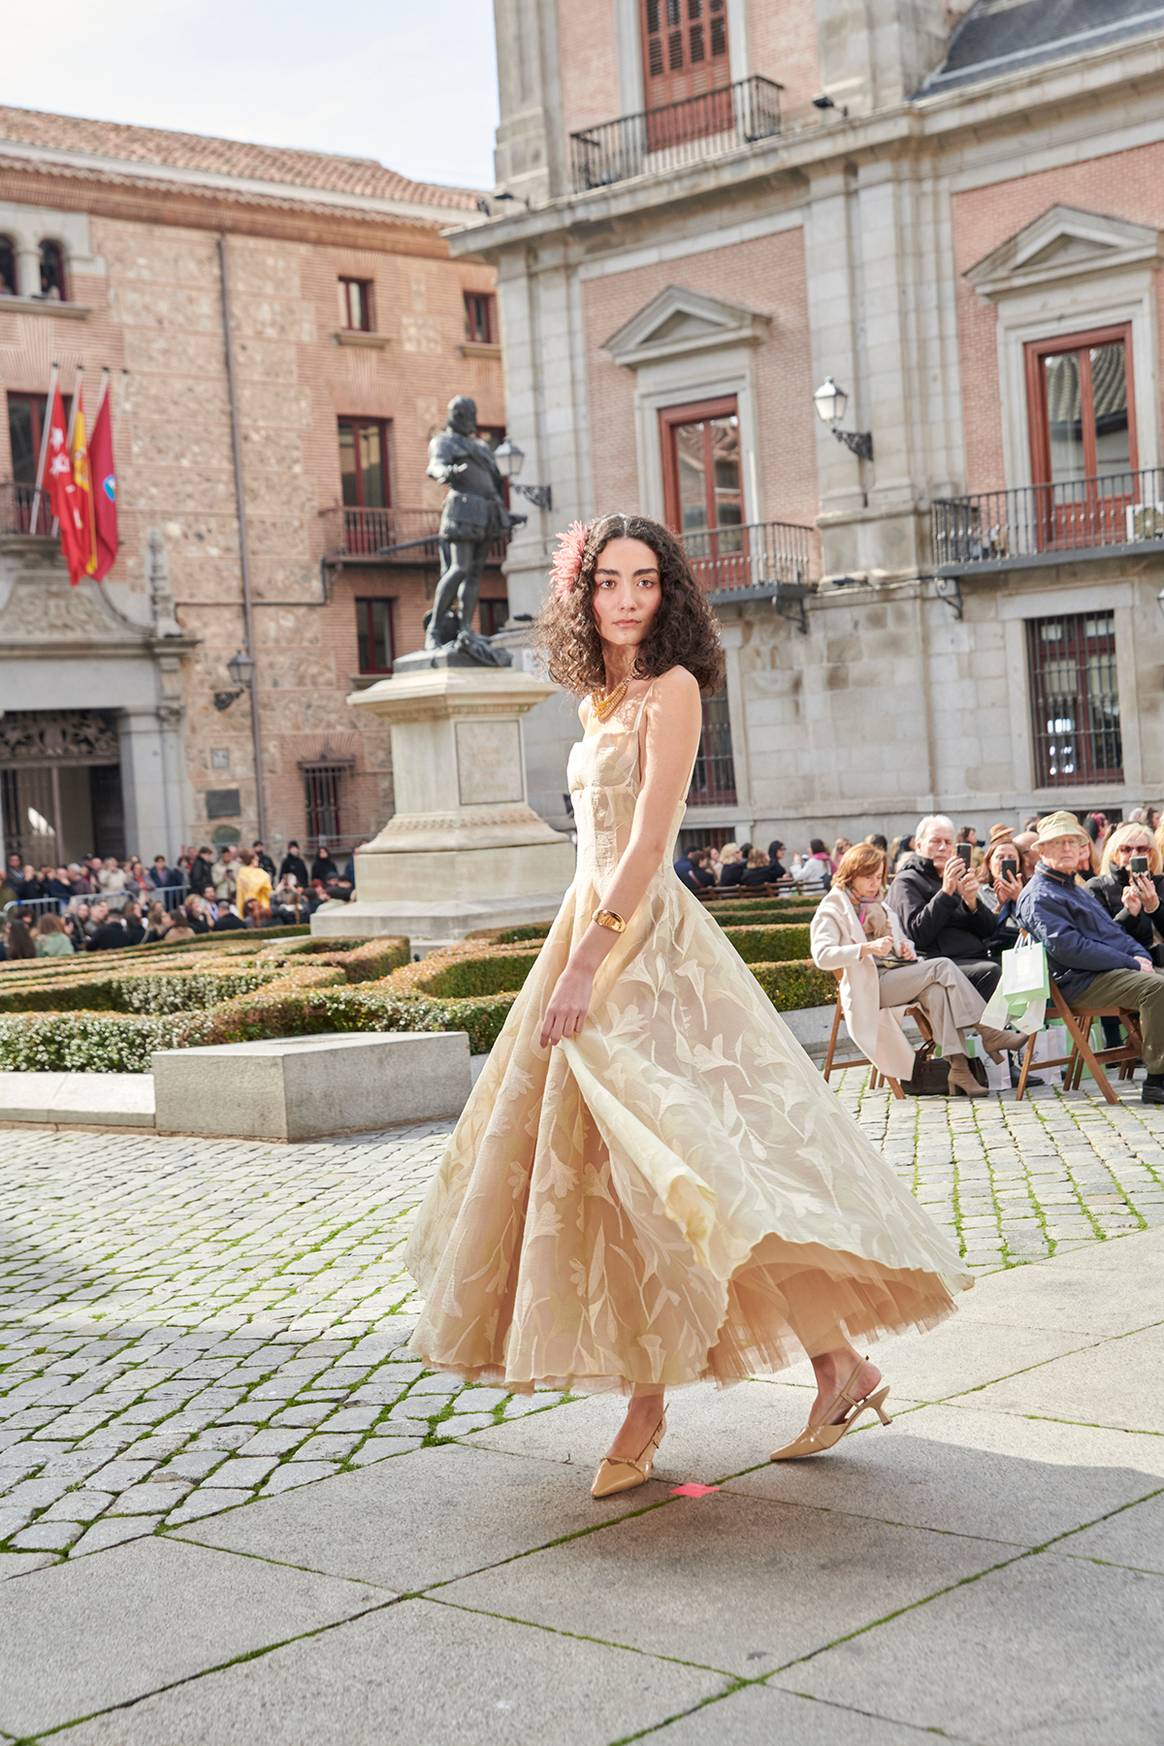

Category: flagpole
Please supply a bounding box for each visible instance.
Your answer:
[28,360,60,537]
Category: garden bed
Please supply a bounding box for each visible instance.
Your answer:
[0,894,832,1073]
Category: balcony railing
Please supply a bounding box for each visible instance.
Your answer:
[570,75,783,194]
[932,468,1164,573]
[683,519,816,597]
[321,505,505,566]
[0,481,54,537]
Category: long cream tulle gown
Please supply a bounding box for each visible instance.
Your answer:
[404,670,973,1393]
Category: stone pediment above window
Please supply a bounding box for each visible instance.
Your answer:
[602,286,771,369]
[965,206,1163,301]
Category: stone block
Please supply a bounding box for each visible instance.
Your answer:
[175,1443,671,1590]
[52,1597,723,1746]
[152,1031,470,1141]
[441,1489,1009,1678]
[0,1537,386,1738]
[788,1553,1163,1743]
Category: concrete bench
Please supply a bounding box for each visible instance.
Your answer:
[152,1030,471,1141]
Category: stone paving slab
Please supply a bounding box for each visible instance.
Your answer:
[639,1684,945,1745]
[783,1551,1164,1745]
[175,1441,672,1589]
[436,1489,1014,1678]
[1063,1489,1164,1574]
[0,1534,388,1739]
[956,1324,1164,1433]
[467,1377,928,1487]
[722,1402,1164,1545]
[48,1597,727,1746]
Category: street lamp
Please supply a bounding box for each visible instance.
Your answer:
[493,439,553,511]
[214,648,256,712]
[813,377,874,462]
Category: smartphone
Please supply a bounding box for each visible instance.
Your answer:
[1000,857,1018,880]
[955,843,973,869]
[1131,854,1150,875]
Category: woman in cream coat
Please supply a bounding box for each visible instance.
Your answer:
[811,843,1024,1098]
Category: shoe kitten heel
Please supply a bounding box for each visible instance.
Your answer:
[591,1410,667,1499]
[770,1358,893,1462]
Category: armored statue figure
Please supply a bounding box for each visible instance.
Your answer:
[424,396,525,659]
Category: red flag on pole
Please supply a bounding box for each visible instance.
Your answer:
[44,385,88,584]
[89,380,118,581]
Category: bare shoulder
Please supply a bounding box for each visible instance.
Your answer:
[650,665,702,715]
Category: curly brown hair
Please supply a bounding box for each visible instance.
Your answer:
[531,512,725,696]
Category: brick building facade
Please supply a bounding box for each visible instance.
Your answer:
[458,0,1164,847]
[0,106,506,866]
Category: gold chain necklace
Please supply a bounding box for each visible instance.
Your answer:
[590,677,630,720]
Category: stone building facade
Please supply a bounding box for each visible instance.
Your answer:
[0,106,506,866]
[457,0,1164,847]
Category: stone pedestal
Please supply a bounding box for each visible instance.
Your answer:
[311,665,575,950]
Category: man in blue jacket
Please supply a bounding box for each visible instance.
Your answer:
[1016,810,1164,1105]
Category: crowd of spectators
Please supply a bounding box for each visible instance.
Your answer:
[0,839,357,962]
[675,803,1164,1103]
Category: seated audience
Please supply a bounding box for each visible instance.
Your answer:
[213,904,248,932]
[1087,821,1164,968]
[977,837,1026,957]
[2,916,38,961]
[811,843,1024,1098]
[716,843,745,887]
[674,847,715,892]
[143,902,172,945]
[887,813,1000,996]
[793,838,833,887]
[741,840,787,888]
[1017,810,1164,1106]
[35,913,75,958]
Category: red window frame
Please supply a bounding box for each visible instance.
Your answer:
[338,277,374,332]
[355,596,395,674]
[1025,324,1138,552]
[1026,323,1138,486]
[464,291,496,345]
[659,395,743,533]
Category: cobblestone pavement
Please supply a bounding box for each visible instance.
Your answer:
[4,1072,1164,1571]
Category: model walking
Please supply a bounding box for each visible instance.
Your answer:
[404,513,973,1497]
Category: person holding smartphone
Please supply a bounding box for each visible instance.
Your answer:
[886,814,1004,997]
[1086,821,1164,968]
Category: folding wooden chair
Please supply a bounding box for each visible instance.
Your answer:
[821,971,932,1101]
[1014,981,1143,1105]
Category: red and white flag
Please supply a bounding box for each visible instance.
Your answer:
[44,385,88,585]
[89,383,119,581]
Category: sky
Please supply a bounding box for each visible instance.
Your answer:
[2,0,501,191]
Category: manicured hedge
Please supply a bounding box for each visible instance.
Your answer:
[0,897,835,1074]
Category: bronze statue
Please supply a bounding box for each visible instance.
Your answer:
[423,396,525,660]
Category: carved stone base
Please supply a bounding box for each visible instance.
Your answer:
[311,664,575,947]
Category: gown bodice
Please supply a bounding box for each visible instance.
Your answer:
[565,680,688,886]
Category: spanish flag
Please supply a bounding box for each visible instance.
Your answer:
[70,386,98,578]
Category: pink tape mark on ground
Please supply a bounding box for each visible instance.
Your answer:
[670,1482,720,1498]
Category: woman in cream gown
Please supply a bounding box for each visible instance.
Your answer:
[405,513,972,1496]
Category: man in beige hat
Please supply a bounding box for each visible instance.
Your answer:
[1016,810,1164,1104]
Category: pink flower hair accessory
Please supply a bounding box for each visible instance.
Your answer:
[550,520,590,599]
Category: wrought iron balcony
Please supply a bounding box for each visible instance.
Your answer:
[683,518,816,600]
[320,505,505,566]
[932,467,1164,575]
[569,75,783,194]
[0,481,54,538]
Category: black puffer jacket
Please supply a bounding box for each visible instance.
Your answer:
[887,854,997,963]
[1086,868,1164,965]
